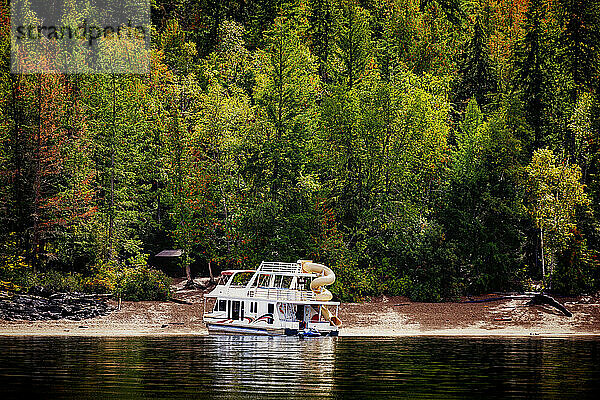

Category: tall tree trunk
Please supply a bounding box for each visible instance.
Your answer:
[185,262,192,281]
[11,74,23,258]
[540,227,545,290]
[109,74,116,261]
[32,74,42,272]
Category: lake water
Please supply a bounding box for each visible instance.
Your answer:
[0,336,599,399]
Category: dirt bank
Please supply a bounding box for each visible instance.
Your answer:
[340,294,600,337]
[1,285,599,337]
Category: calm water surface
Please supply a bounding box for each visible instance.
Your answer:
[0,336,599,399]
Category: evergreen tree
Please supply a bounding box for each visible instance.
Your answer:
[453,16,498,113]
[555,0,600,159]
[242,16,320,262]
[419,0,465,25]
[330,0,372,89]
[441,100,525,293]
[253,16,317,196]
[512,0,554,151]
[308,0,333,82]
[557,0,600,95]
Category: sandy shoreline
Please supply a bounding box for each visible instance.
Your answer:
[2,290,600,338]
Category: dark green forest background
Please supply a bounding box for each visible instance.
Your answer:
[1,0,599,301]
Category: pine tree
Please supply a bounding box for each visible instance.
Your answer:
[555,0,600,160]
[557,0,600,95]
[330,0,372,89]
[512,0,554,151]
[253,16,317,196]
[308,0,333,82]
[453,16,498,113]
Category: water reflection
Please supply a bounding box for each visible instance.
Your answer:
[205,336,336,398]
[0,336,599,399]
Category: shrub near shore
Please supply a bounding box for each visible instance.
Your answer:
[0,254,172,301]
[90,254,173,301]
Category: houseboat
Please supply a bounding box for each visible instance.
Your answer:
[203,260,342,336]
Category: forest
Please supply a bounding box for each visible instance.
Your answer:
[1,0,599,301]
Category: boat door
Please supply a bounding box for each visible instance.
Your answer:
[296,305,305,321]
[231,301,240,320]
[296,305,306,329]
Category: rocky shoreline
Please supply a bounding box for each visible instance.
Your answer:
[0,289,114,321]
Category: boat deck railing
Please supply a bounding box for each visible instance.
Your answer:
[249,287,315,301]
[257,262,302,274]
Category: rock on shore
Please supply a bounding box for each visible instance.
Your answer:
[0,289,114,321]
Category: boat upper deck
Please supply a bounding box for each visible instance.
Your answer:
[204,261,340,305]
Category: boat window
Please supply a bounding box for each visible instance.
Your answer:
[274,275,292,288]
[256,274,271,287]
[297,277,311,291]
[218,300,226,311]
[231,271,254,287]
[219,274,233,286]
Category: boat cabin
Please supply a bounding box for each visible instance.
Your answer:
[203,261,341,336]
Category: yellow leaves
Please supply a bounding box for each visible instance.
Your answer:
[0,280,21,292]
[526,148,590,249]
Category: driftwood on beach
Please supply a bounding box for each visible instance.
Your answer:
[460,293,573,317]
[528,293,573,317]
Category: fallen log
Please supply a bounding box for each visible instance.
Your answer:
[462,295,536,303]
[461,297,508,303]
[169,298,193,305]
[529,293,573,317]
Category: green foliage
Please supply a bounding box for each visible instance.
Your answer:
[329,255,375,302]
[557,0,600,95]
[384,275,412,297]
[510,0,566,153]
[0,254,85,293]
[112,254,173,301]
[440,100,526,294]
[24,270,85,294]
[329,0,372,88]
[526,149,590,270]
[404,221,461,302]
[116,265,173,301]
[2,0,600,302]
[453,16,498,112]
[87,255,172,301]
[0,254,32,292]
[552,230,598,295]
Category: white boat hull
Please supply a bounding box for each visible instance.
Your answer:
[206,323,286,336]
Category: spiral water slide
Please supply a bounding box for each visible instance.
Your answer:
[300,261,342,327]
